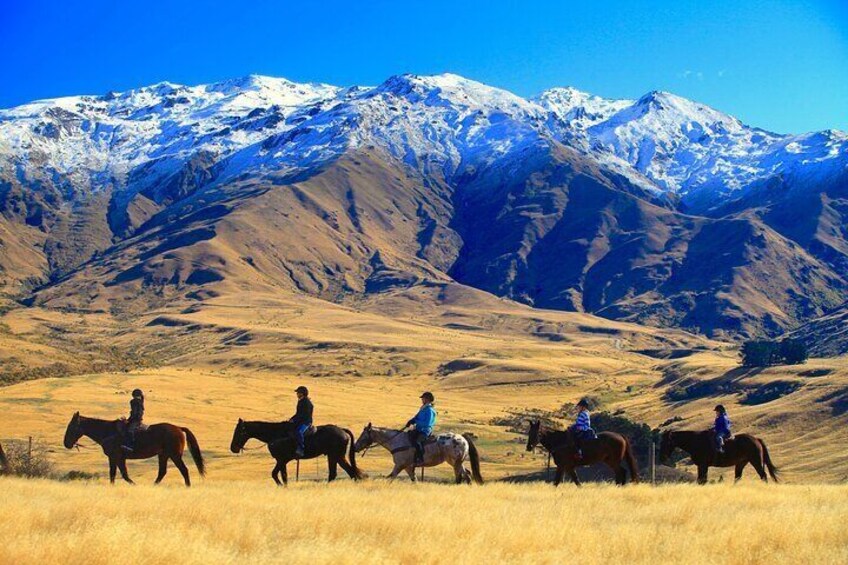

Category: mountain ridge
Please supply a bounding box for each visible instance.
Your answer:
[1,73,846,346]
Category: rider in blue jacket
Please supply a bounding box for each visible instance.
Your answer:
[405,392,436,465]
[712,404,732,454]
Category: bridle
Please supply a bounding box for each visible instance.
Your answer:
[357,426,405,458]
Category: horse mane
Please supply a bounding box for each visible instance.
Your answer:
[538,426,569,451]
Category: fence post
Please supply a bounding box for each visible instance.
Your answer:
[650,441,656,485]
[296,459,300,482]
[28,436,33,463]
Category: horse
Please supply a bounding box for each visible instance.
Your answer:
[526,420,639,486]
[63,412,205,486]
[659,430,779,484]
[229,419,363,486]
[353,423,484,485]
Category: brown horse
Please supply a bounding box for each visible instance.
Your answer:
[230,419,363,486]
[63,412,205,486]
[659,430,779,484]
[526,420,640,486]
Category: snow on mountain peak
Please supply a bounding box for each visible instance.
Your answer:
[1,72,845,213]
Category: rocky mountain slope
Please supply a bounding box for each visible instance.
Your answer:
[1,73,846,342]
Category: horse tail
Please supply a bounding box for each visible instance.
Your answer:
[181,427,206,477]
[462,433,484,485]
[343,428,364,480]
[624,437,640,483]
[761,439,779,483]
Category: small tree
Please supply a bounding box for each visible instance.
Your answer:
[779,338,808,365]
[740,340,778,367]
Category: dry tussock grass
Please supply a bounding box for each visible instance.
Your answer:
[1,478,846,565]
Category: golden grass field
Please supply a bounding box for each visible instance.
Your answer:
[1,478,847,565]
[1,286,848,563]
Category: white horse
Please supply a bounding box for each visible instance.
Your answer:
[353,423,484,484]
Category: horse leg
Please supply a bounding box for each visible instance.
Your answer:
[568,465,581,487]
[328,456,339,482]
[613,464,626,486]
[751,457,768,482]
[109,458,117,484]
[734,462,747,483]
[171,454,192,487]
[337,456,356,480]
[271,462,283,486]
[155,453,168,484]
[280,462,289,486]
[453,461,464,485]
[118,459,135,485]
[697,464,709,485]
[553,464,566,486]
[387,462,405,481]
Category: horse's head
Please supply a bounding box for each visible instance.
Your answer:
[230,418,249,453]
[525,420,541,452]
[658,431,675,463]
[353,423,374,453]
[64,412,82,449]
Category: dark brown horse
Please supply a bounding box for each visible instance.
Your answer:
[63,412,205,486]
[659,430,779,484]
[230,419,363,486]
[526,420,640,486]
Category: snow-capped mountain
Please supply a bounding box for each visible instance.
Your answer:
[2,73,847,342]
[2,72,845,210]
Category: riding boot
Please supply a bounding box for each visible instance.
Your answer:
[414,442,424,466]
[122,430,135,452]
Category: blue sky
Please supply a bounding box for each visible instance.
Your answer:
[2,0,846,133]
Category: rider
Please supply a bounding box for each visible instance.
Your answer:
[712,404,732,454]
[290,386,314,458]
[570,399,594,460]
[405,392,436,466]
[122,388,144,451]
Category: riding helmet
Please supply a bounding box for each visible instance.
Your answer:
[577,398,590,409]
[295,386,309,395]
[714,404,726,414]
[132,388,144,398]
[420,391,435,403]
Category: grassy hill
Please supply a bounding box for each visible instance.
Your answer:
[1,283,846,483]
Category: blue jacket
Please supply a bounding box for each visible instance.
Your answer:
[408,404,436,435]
[575,410,591,432]
[714,414,731,436]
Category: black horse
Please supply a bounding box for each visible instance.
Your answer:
[659,430,779,484]
[526,420,640,486]
[230,419,363,485]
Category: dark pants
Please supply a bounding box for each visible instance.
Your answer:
[123,421,141,449]
[409,430,429,464]
[571,427,595,453]
[294,424,310,453]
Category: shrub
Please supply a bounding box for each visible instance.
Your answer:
[740,338,808,367]
[3,439,55,478]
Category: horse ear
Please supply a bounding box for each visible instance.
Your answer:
[367,422,372,429]
[238,418,243,423]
